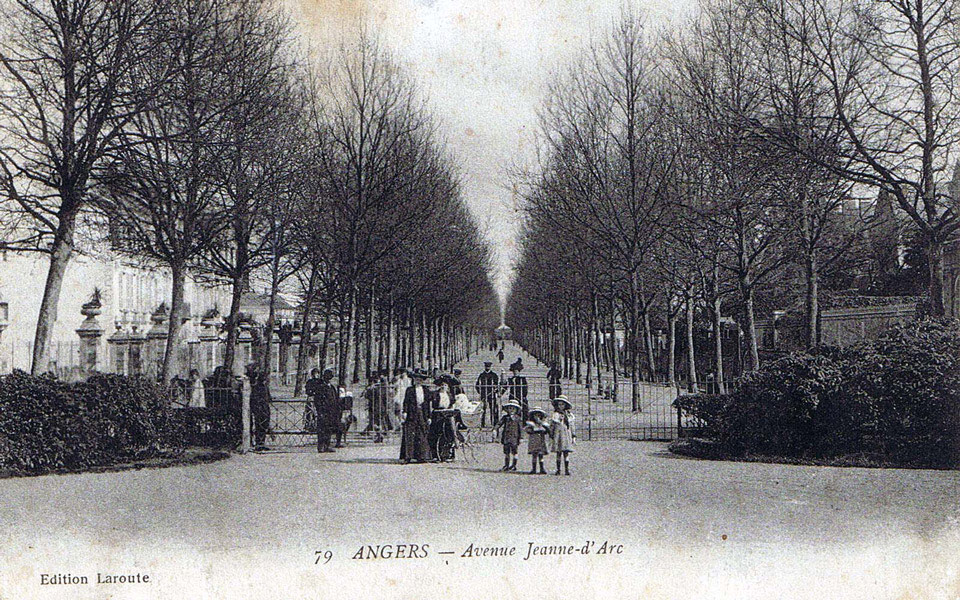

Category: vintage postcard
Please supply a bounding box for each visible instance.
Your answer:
[0,0,958,598]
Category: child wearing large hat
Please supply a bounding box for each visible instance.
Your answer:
[495,399,523,471]
[525,407,550,474]
[551,395,575,475]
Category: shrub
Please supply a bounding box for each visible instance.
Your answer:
[717,350,848,456]
[0,371,184,475]
[680,318,960,468]
[673,393,727,434]
[837,319,960,466]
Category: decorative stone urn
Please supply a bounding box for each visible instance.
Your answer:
[76,290,105,373]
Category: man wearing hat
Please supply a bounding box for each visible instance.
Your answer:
[475,361,500,427]
[312,368,339,453]
[449,369,464,396]
[505,360,530,422]
[399,369,431,463]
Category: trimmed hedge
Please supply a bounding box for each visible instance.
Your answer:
[676,318,960,468]
[0,371,184,475]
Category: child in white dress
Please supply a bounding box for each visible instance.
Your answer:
[550,396,575,476]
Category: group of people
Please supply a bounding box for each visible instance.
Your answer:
[304,368,361,452]
[303,366,468,458]
[474,358,531,426]
[398,368,469,463]
[495,395,576,475]
[300,347,576,474]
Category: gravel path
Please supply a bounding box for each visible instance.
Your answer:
[0,440,957,599]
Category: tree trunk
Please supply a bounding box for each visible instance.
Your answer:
[365,285,375,381]
[741,281,760,372]
[338,283,357,387]
[160,260,187,383]
[686,293,698,393]
[805,249,819,349]
[574,308,582,384]
[352,299,362,384]
[384,294,394,375]
[319,304,332,370]
[641,299,656,380]
[711,293,724,394]
[592,293,603,389]
[294,268,318,397]
[928,236,945,317]
[223,272,245,375]
[262,261,281,376]
[418,311,425,366]
[629,273,640,411]
[31,215,77,375]
[667,308,677,385]
[609,294,619,402]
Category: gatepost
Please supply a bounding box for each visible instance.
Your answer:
[240,375,251,453]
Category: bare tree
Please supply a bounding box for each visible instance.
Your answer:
[200,0,297,375]
[0,0,165,373]
[766,0,960,315]
[101,0,243,381]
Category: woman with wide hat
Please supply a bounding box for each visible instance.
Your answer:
[428,377,466,462]
[550,395,575,475]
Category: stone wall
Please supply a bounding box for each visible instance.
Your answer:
[756,303,917,351]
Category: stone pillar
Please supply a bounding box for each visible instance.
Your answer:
[239,375,251,454]
[108,324,130,375]
[76,293,105,375]
[278,325,293,385]
[128,324,146,376]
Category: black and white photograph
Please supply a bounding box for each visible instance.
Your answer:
[0,0,958,598]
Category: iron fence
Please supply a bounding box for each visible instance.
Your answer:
[263,375,696,448]
[490,376,685,441]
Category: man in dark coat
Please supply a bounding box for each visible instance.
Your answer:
[547,361,562,400]
[506,362,529,422]
[475,361,500,427]
[312,369,339,453]
[399,370,431,463]
[247,366,272,449]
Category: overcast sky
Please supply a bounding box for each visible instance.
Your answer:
[286,0,691,305]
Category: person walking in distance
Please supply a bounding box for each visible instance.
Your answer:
[506,360,530,422]
[475,361,500,427]
[496,348,504,364]
[547,360,562,400]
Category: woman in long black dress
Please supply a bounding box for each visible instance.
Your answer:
[399,371,431,463]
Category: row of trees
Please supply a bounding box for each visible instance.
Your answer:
[507,0,960,406]
[0,0,498,386]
